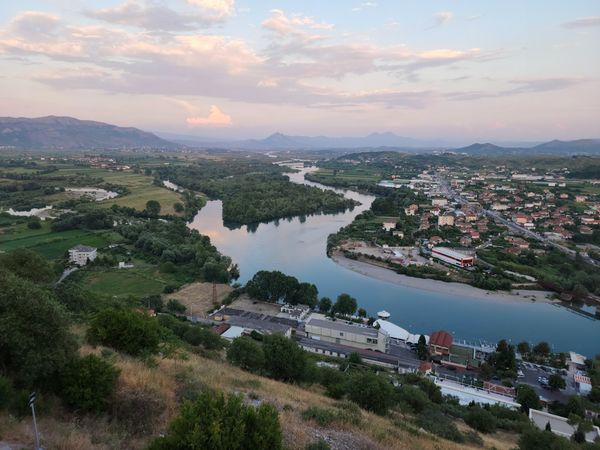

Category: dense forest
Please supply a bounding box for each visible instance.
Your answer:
[156,162,357,224]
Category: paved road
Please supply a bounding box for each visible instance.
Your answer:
[437,176,599,267]
[517,361,575,403]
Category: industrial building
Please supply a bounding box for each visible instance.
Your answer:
[431,247,475,268]
[304,313,387,352]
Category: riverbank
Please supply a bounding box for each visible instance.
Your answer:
[331,252,554,304]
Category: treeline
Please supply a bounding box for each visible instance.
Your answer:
[119,219,235,283]
[156,162,357,225]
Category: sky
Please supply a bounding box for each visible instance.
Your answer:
[0,0,599,141]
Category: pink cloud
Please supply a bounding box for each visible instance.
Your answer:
[187,105,232,127]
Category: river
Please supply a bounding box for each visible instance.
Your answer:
[188,167,599,356]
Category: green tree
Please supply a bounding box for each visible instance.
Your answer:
[357,308,367,318]
[516,384,540,414]
[464,406,497,433]
[173,202,184,213]
[332,293,357,317]
[166,299,186,314]
[61,355,120,412]
[318,297,332,314]
[0,269,77,390]
[87,309,161,356]
[347,371,394,415]
[517,341,531,355]
[148,391,282,450]
[227,337,265,373]
[262,333,307,382]
[518,427,572,450]
[417,335,428,360]
[533,341,551,357]
[183,327,225,350]
[548,373,566,391]
[0,248,54,284]
[145,200,161,216]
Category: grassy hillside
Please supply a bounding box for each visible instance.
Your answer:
[0,342,518,450]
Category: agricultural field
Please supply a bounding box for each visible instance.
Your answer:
[307,167,382,185]
[0,220,120,259]
[78,264,185,298]
[42,167,185,215]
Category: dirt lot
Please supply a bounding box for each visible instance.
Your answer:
[164,282,233,317]
[229,295,282,315]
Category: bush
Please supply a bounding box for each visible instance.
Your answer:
[397,384,431,414]
[166,299,186,314]
[227,337,265,373]
[302,406,337,426]
[148,390,282,450]
[262,333,307,382]
[417,408,464,443]
[61,355,119,412]
[183,326,225,350]
[464,406,497,433]
[87,309,162,356]
[27,218,41,229]
[112,386,165,435]
[0,376,14,410]
[347,371,394,415]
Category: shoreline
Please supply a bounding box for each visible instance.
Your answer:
[331,253,555,304]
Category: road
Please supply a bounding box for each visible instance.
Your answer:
[437,176,600,267]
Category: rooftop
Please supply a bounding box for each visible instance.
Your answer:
[69,244,96,252]
[430,330,453,349]
[306,313,379,338]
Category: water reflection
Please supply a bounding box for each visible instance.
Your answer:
[188,167,600,356]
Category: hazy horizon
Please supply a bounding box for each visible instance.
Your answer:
[0,1,599,141]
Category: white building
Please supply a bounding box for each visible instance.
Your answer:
[68,245,97,266]
[529,409,600,443]
[304,313,387,352]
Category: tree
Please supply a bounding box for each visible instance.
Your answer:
[417,335,428,360]
[166,299,186,314]
[491,339,516,373]
[27,217,42,229]
[227,337,265,373]
[533,341,551,357]
[0,248,54,284]
[357,308,367,318]
[332,293,357,317]
[517,341,531,355]
[148,391,282,450]
[516,384,540,414]
[318,297,332,314]
[347,371,394,415]
[61,355,119,412]
[173,202,184,213]
[518,427,572,450]
[183,327,225,350]
[87,309,161,356]
[262,333,307,382]
[0,269,77,390]
[548,373,566,391]
[145,200,161,216]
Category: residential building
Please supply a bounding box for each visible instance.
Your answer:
[438,214,455,227]
[429,330,453,356]
[68,245,97,266]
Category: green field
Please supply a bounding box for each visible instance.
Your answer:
[79,265,183,298]
[42,167,184,214]
[310,168,381,183]
[0,222,120,259]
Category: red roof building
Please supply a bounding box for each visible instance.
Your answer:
[429,330,453,356]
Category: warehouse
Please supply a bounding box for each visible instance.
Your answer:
[431,247,474,268]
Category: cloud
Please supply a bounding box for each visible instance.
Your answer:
[262,9,334,36]
[8,11,61,39]
[433,11,454,27]
[85,0,234,31]
[187,0,235,19]
[503,77,586,95]
[563,16,600,28]
[186,105,232,126]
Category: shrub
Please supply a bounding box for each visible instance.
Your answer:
[183,326,225,350]
[87,309,161,356]
[61,355,119,412]
[148,390,282,450]
[417,408,464,443]
[302,406,337,426]
[262,333,307,382]
[166,299,186,314]
[0,376,14,410]
[347,371,394,415]
[305,439,331,450]
[227,337,265,373]
[464,406,497,433]
[397,384,431,414]
[112,386,165,435]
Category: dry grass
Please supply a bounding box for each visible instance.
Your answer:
[1,345,518,450]
[163,282,233,317]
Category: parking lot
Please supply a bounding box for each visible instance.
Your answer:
[516,361,576,403]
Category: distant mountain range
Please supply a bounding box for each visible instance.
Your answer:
[452,139,600,156]
[0,116,599,155]
[0,116,177,149]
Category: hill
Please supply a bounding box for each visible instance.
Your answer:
[0,116,178,150]
[453,139,600,156]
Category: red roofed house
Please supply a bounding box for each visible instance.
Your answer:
[429,330,453,356]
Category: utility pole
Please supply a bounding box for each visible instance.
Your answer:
[29,391,41,450]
